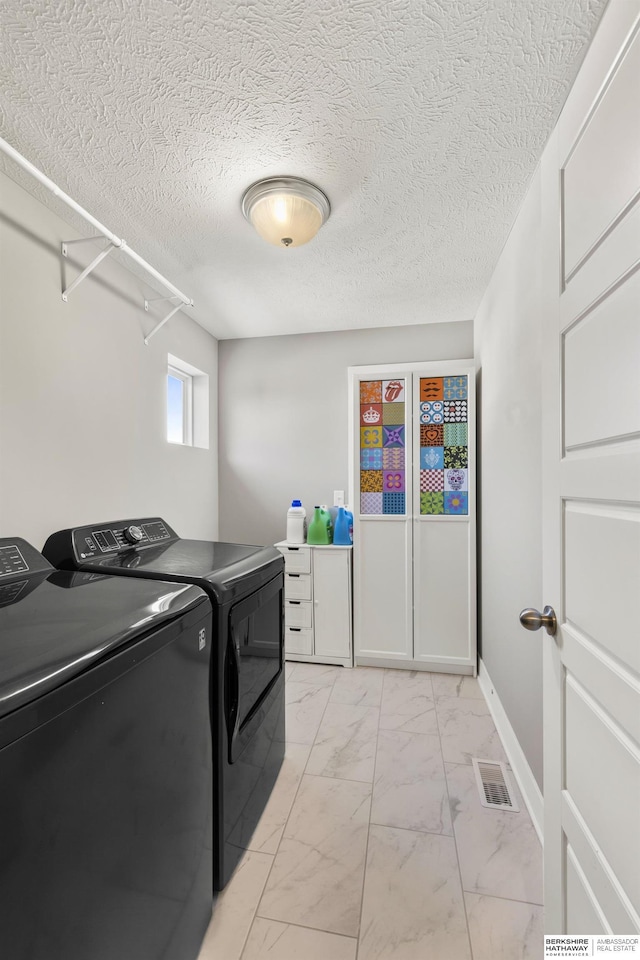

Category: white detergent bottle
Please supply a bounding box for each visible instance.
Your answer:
[286,500,306,543]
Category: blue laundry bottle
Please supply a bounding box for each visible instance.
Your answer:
[333,506,353,545]
[345,507,354,543]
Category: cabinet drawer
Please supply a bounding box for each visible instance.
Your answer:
[285,626,313,657]
[280,546,311,574]
[284,573,312,600]
[284,599,313,630]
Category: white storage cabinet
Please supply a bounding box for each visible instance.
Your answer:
[349,360,476,675]
[275,542,353,667]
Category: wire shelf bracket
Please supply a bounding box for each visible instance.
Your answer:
[144,296,192,345]
[61,236,119,302]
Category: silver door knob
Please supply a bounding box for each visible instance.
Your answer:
[519,605,557,636]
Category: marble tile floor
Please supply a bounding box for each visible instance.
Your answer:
[198,663,543,960]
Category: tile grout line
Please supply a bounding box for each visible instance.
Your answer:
[354,668,385,960]
[246,914,361,942]
[240,666,342,959]
[432,672,477,960]
[303,771,378,786]
[231,855,272,960]
[462,890,545,909]
[366,818,454,840]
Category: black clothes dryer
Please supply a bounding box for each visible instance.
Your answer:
[0,538,213,960]
[43,517,286,890]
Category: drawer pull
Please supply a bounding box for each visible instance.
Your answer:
[287,547,300,552]
[290,627,301,632]
[288,600,301,605]
[287,574,300,578]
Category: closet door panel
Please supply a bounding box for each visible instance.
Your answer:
[354,520,412,660]
[412,363,476,670]
[354,371,412,661]
[413,520,473,665]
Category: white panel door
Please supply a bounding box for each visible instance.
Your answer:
[540,1,640,934]
[412,362,476,670]
[351,368,413,661]
[413,519,473,665]
[354,518,413,660]
[313,548,352,661]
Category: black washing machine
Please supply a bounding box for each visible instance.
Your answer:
[0,538,213,960]
[43,517,286,890]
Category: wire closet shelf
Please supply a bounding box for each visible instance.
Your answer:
[0,135,194,343]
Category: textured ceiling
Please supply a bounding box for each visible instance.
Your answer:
[0,0,607,340]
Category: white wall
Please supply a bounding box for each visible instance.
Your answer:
[218,321,473,547]
[474,168,544,789]
[0,170,219,548]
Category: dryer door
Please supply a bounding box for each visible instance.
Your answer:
[226,573,283,762]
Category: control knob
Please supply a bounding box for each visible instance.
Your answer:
[123,525,144,544]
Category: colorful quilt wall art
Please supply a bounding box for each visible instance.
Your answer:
[420,375,468,515]
[359,375,470,517]
[360,379,406,515]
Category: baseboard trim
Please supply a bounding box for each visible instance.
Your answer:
[477,658,544,845]
[355,656,475,676]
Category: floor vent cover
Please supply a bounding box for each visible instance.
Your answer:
[472,759,519,812]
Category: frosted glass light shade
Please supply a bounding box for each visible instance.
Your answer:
[241,177,330,248]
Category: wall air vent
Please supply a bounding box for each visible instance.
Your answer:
[472,759,520,812]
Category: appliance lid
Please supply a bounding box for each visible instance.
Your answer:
[43,519,284,603]
[90,539,282,599]
[0,538,208,719]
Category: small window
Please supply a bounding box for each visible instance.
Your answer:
[166,354,209,449]
[167,365,193,444]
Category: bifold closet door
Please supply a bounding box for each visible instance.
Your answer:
[353,373,413,662]
[352,362,476,673]
[412,364,476,669]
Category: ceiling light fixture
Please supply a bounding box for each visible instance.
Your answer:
[241,177,330,249]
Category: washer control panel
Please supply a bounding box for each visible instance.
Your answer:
[72,518,174,561]
[0,537,54,585]
[0,543,29,578]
